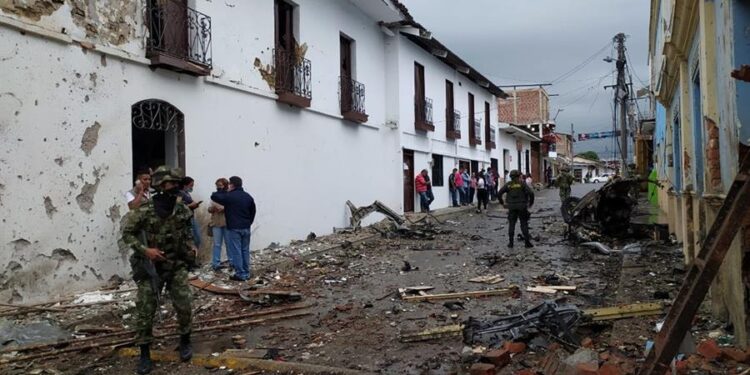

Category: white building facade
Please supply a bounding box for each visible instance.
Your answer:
[0,0,508,302]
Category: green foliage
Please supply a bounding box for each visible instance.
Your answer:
[576,151,600,161]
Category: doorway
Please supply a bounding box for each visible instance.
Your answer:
[403,149,415,212]
[131,99,185,180]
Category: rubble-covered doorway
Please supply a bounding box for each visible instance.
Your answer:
[131,99,185,179]
[403,149,415,212]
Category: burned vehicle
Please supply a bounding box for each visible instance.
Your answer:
[561,178,642,239]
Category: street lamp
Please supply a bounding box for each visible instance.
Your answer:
[553,108,565,121]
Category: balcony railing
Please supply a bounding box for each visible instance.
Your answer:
[415,97,435,132]
[446,109,461,139]
[486,127,497,150]
[275,48,312,108]
[472,119,482,145]
[146,0,212,76]
[340,76,368,123]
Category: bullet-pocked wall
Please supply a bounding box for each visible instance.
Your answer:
[0,0,403,303]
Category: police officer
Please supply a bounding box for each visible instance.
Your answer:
[121,166,196,374]
[497,170,535,248]
[555,166,574,202]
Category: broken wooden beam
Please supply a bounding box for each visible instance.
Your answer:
[583,303,664,321]
[401,288,516,302]
[399,324,463,343]
[117,348,373,374]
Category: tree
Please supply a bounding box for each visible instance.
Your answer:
[577,151,600,161]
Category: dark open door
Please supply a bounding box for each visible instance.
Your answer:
[150,0,189,58]
[340,35,353,112]
[414,63,425,126]
[403,149,415,213]
[446,80,454,133]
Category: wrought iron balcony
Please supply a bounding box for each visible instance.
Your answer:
[446,109,461,139]
[146,0,212,76]
[275,49,312,108]
[340,76,368,123]
[486,127,497,150]
[415,97,435,132]
[472,119,482,146]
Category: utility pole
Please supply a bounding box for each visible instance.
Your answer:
[614,33,629,176]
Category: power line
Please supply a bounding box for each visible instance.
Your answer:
[550,41,613,84]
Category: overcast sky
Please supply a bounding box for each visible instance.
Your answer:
[401,0,650,158]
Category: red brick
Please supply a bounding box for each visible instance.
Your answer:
[722,347,748,362]
[483,349,511,367]
[581,337,593,348]
[597,363,621,375]
[504,341,527,354]
[576,362,599,375]
[674,360,689,375]
[598,352,610,362]
[708,148,720,161]
[548,343,562,351]
[470,363,496,375]
[697,339,721,361]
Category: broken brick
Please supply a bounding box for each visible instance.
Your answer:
[597,363,621,375]
[504,341,527,354]
[548,343,562,351]
[576,362,599,375]
[721,347,747,363]
[483,348,511,367]
[697,339,721,361]
[581,337,593,348]
[598,352,610,362]
[674,359,689,375]
[470,363,497,375]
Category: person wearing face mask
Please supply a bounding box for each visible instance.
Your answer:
[120,166,197,374]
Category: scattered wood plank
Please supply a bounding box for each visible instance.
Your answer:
[468,275,504,284]
[399,324,464,342]
[546,285,577,291]
[582,302,664,321]
[526,286,558,294]
[397,286,435,296]
[401,288,515,302]
[0,302,64,313]
[189,279,239,295]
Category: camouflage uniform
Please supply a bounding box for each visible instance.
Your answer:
[120,188,194,345]
[555,171,574,202]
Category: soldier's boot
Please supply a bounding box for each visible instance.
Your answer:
[179,334,193,362]
[524,239,534,248]
[136,344,153,375]
[507,236,514,248]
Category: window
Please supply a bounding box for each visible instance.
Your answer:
[340,35,367,122]
[145,0,212,75]
[432,154,444,186]
[414,62,434,131]
[274,0,311,107]
[468,93,475,143]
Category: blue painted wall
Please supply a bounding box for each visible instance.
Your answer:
[655,102,668,179]
[671,93,682,192]
[734,0,750,146]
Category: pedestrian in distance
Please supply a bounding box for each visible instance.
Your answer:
[208,178,232,271]
[211,176,257,281]
[455,168,466,205]
[120,166,197,374]
[556,166,575,203]
[476,172,489,213]
[415,169,432,213]
[448,168,459,207]
[497,170,535,248]
[487,168,497,201]
[469,171,477,205]
[461,168,471,205]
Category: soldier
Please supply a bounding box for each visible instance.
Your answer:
[556,166,574,203]
[497,170,535,248]
[121,166,197,374]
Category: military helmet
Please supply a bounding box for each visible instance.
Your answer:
[509,170,521,178]
[151,166,183,188]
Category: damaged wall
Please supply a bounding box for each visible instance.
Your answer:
[0,0,404,303]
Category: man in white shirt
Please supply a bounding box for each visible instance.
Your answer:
[126,169,152,210]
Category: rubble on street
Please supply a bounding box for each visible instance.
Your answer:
[3,184,747,375]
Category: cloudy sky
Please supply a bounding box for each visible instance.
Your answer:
[401,0,651,159]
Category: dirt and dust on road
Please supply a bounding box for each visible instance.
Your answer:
[1,183,746,374]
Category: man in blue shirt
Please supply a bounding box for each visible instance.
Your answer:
[211,176,256,281]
